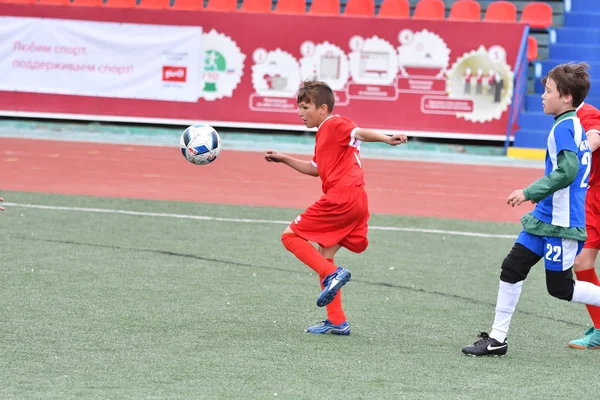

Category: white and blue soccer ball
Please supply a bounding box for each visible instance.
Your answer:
[180,124,221,165]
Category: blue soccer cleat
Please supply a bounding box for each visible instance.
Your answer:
[317,266,351,307]
[306,320,350,335]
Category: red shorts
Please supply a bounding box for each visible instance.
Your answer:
[585,186,600,249]
[290,187,370,253]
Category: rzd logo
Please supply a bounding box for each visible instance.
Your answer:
[162,66,187,82]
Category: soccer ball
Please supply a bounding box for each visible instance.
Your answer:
[180,124,221,165]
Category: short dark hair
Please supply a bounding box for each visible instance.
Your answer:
[542,62,590,108]
[296,80,335,113]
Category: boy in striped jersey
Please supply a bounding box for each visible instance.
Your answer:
[463,62,600,356]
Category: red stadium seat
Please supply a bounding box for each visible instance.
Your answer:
[308,0,339,15]
[1,0,37,3]
[38,0,71,4]
[72,0,104,6]
[448,0,481,21]
[104,0,137,7]
[413,0,445,20]
[205,0,236,10]
[343,0,374,16]
[376,0,409,18]
[273,0,304,14]
[172,0,204,9]
[139,0,170,8]
[520,2,553,29]
[484,1,517,23]
[527,35,538,62]
[239,0,271,13]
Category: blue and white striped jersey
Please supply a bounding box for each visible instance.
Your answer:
[532,111,590,228]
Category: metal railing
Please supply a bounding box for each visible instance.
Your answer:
[504,25,530,155]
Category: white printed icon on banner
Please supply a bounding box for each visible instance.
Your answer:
[251,48,301,97]
[445,45,514,122]
[299,41,349,90]
[397,29,450,78]
[348,36,398,85]
[200,29,245,102]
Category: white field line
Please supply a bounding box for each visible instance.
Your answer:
[3,202,517,239]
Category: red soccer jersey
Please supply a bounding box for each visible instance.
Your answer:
[311,115,365,194]
[578,102,600,186]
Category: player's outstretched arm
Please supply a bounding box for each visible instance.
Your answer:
[587,130,600,152]
[354,129,408,146]
[264,150,319,177]
[509,150,578,207]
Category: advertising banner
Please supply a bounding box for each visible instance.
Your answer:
[0,16,203,102]
[0,6,527,139]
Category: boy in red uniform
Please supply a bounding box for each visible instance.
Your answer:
[569,101,600,349]
[265,80,407,335]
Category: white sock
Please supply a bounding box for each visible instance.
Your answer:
[571,280,600,306]
[490,280,523,343]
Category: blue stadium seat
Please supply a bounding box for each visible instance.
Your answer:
[554,28,600,45]
[549,44,600,62]
[570,0,600,13]
[564,12,600,28]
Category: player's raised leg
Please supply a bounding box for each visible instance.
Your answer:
[281,224,351,307]
[281,226,338,278]
[319,245,348,325]
[316,262,351,308]
[314,215,368,310]
[306,245,351,335]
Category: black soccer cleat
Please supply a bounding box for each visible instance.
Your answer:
[462,332,508,357]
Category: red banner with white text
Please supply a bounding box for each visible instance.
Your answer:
[0,4,527,140]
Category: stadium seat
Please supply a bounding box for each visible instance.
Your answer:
[172,0,204,10]
[484,1,517,22]
[104,0,136,7]
[38,0,70,4]
[527,35,538,62]
[1,0,37,3]
[139,0,170,8]
[448,0,480,21]
[343,0,374,16]
[376,0,409,18]
[413,0,445,20]
[205,0,236,11]
[308,0,339,15]
[72,0,104,6]
[239,0,272,12]
[273,0,305,14]
[520,2,553,29]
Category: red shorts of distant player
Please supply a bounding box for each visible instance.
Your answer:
[290,187,369,253]
[585,186,600,249]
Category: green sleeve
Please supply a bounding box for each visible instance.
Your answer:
[523,150,579,202]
